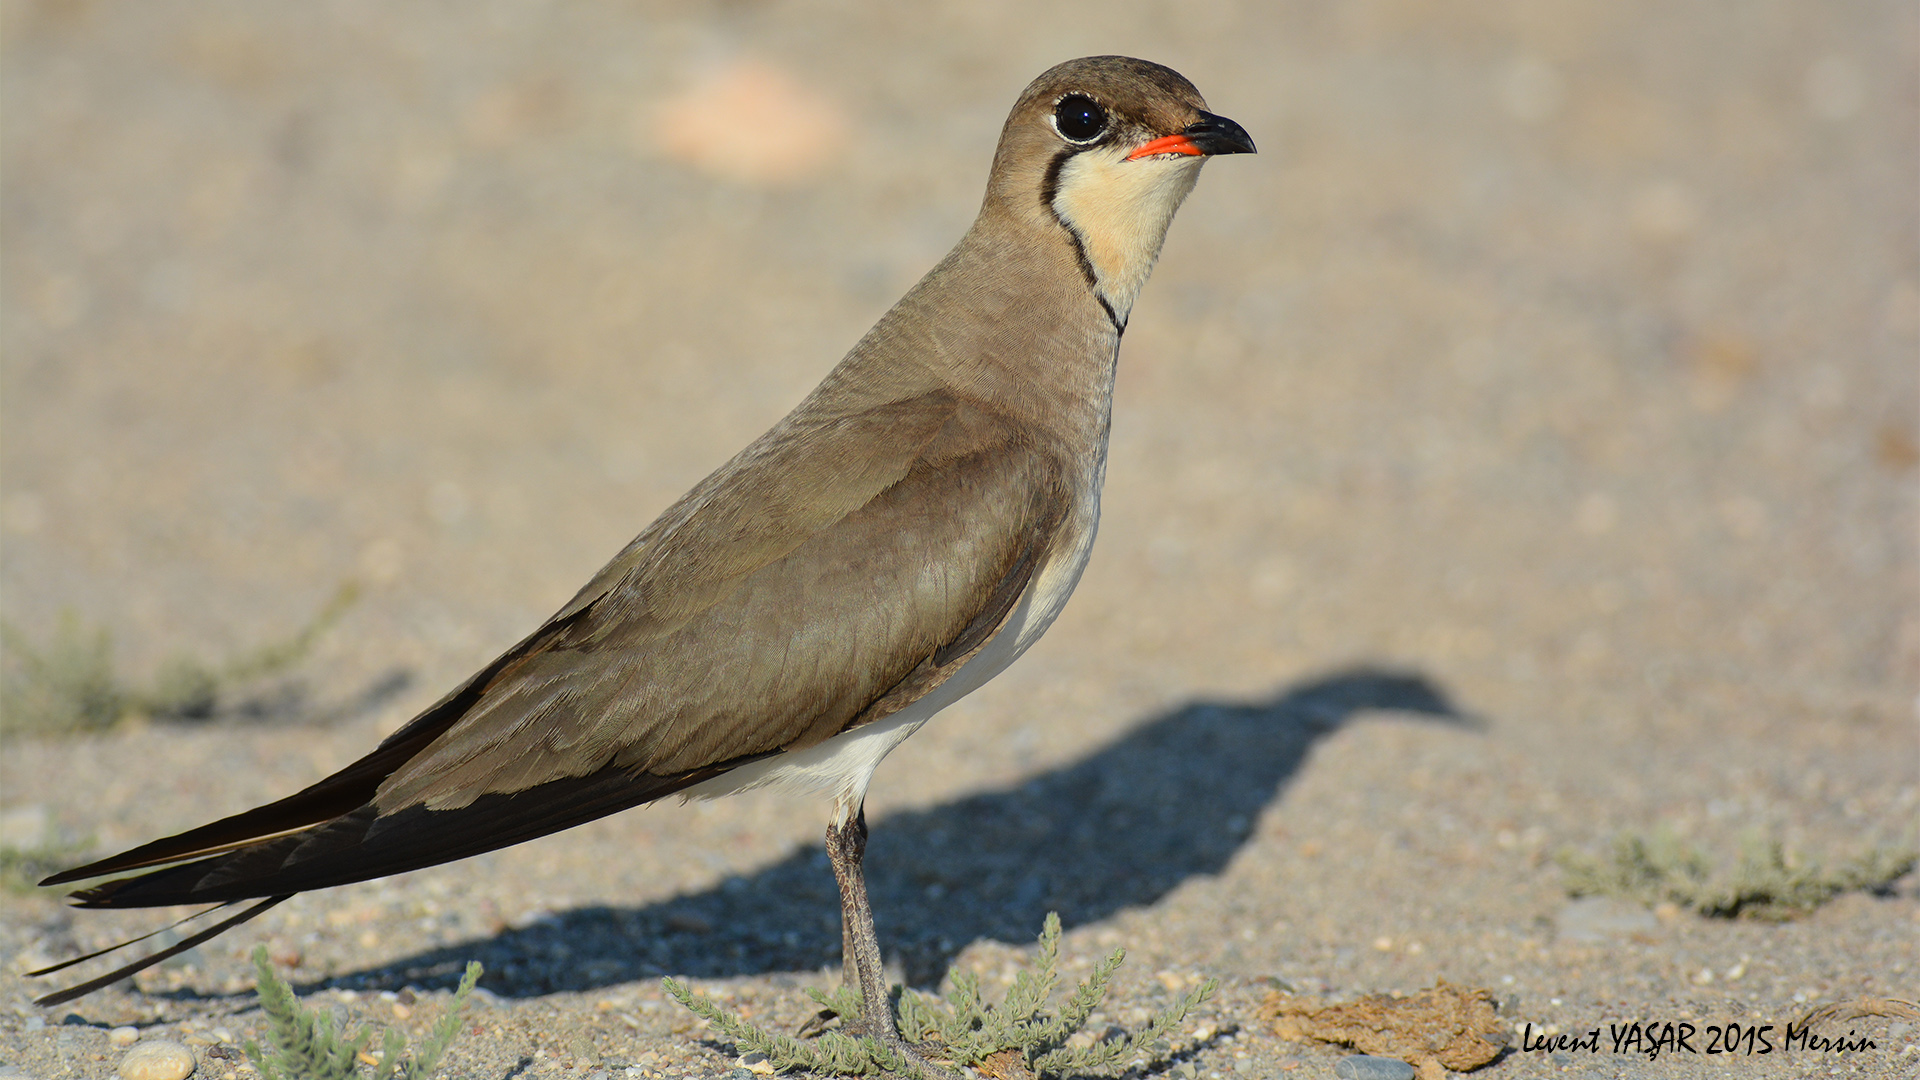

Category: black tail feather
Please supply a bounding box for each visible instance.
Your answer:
[28,906,234,978]
[33,741,771,1004]
[37,635,552,890]
[32,896,290,1007]
[57,753,770,911]
[39,706,470,888]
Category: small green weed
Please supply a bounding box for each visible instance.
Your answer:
[0,582,358,735]
[1557,827,1917,920]
[244,945,483,1080]
[666,913,1215,1078]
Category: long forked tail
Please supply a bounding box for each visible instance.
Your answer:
[31,896,290,1007]
[30,750,759,1004]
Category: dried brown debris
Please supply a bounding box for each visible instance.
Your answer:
[1259,979,1506,1079]
[971,1048,1037,1080]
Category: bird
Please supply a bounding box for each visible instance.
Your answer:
[34,54,1254,1070]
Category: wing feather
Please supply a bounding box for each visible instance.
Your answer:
[44,389,1073,905]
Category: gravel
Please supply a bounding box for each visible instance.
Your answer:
[3,2,1913,1079]
[1336,1056,1417,1080]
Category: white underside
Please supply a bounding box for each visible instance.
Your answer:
[681,500,1101,822]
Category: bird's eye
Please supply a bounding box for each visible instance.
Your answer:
[1052,95,1108,143]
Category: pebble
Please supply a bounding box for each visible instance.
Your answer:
[119,1040,196,1080]
[109,1026,142,1047]
[0,1066,35,1080]
[1334,1055,1415,1080]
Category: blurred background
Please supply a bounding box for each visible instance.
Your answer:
[2,0,1915,1064]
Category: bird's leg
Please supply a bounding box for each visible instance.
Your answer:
[823,803,955,1078]
[824,804,893,1036]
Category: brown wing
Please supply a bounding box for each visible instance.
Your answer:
[43,388,1070,906]
[373,390,1067,808]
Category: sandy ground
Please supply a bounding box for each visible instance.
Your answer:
[3,1,1916,1078]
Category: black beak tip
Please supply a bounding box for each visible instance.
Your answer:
[1187,111,1257,156]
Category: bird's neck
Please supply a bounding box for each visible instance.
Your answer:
[905,214,1123,447]
[1044,150,1203,327]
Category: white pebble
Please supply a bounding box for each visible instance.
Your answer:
[109,1026,141,1047]
[119,1040,196,1080]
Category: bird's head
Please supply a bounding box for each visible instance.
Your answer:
[985,56,1256,320]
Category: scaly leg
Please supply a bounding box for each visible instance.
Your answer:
[823,803,955,1078]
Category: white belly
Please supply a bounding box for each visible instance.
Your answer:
[681,501,1101,819]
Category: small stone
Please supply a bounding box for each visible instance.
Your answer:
[1334,1055,1415,1080]
[0,1065,36,1080]
[119,1040,196,1080]
[110,1026,142,1047]
[737,1051,775,1076]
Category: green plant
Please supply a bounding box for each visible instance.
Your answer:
[665,913,1215,1078]
[0,582,358,735]
[1557,827,1917,920]
[244,946,482,1080]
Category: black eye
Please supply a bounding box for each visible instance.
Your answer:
[1052,95,1108,143]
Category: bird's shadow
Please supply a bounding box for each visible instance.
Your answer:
[337,666,1465,997]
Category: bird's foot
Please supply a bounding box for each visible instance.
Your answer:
[852,1028,960,1080]
[793,1005,960,1079]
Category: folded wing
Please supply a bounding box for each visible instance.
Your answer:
[44,389,1069,910]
